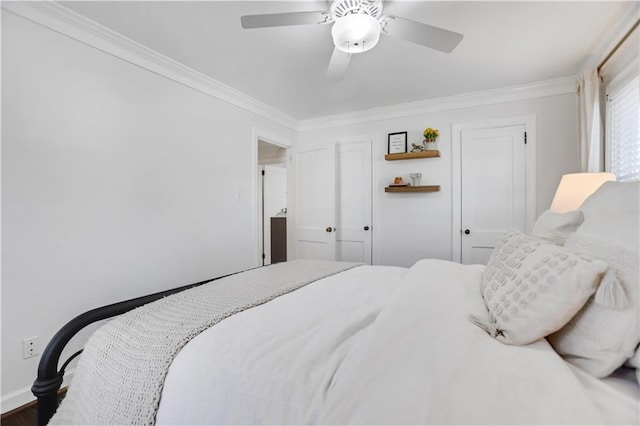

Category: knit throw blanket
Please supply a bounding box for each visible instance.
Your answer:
[51,260,360,425]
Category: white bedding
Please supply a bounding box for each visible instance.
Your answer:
[156,265,406,424]
[156,259,631,425]
[569,365,640,425]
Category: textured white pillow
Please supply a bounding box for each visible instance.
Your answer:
[531,210,584,245]
[472,230,607,346]
[548,233,639,377]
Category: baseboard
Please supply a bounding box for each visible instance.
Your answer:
[1,369,74,414]
[0,396,38,419]
[1,388,67,420]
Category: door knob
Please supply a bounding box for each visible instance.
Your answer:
[364,226,370,231]
[325,227,335,233]
[464,229,471,235]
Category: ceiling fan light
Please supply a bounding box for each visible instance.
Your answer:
[331,13,381,54]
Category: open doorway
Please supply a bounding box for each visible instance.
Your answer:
[258,140,288,265]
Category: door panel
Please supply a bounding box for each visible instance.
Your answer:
[294,146,335,260]
[335,141,372,264]
[461,125,526,264]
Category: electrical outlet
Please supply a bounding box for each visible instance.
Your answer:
[23,336,39,359]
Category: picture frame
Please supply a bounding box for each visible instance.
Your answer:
[388,132,408,154]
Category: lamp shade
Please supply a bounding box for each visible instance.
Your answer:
[331,14,381,54]
[549,172,616,213]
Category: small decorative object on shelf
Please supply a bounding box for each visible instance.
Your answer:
[410,143,425,152]
[423,127,439,151]
[388,176,411,188]
[390,176,409,187]
[410,172,422,186]
[388,131,408,154]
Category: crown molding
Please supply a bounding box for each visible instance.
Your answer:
[297,76,576,132]
[3,2,579,135]
[2,1,298,131]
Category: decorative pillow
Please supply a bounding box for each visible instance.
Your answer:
[471,230,607,346]
[531,210,584,245]
[547,233,639,377]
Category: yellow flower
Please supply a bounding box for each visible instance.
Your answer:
[423,127,439,139]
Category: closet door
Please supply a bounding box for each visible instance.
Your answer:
[293,139,373,263]
[460,125,526,264]
[293,146,336,260]
[335,140,372,264]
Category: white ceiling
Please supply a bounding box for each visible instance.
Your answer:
[60,1,635,120]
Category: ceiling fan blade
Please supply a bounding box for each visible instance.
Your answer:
[241,11,330,29]
[326,48,351,81]
[382,15,463,53]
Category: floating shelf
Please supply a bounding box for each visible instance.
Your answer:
[385,185,440,193]
[385,150,440,161]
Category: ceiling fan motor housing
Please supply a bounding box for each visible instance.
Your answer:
[330,0,383,54]
[330,0,383,19]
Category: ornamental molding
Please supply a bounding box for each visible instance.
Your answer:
[4,2,576,134]
[297,77,576,132]
[2,1,299,131]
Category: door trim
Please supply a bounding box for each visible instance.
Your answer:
[451,115,537,263]
[252,127,292,267]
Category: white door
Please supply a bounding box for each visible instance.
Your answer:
[294,146,336,260]
[460,125,526,264]
[336,140,372,264]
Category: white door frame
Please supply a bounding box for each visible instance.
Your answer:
[451,115,536,263]
[251,127,292,267]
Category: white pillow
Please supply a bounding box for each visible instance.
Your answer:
[531,210,584,245]
[577,181,639,253]
[548,233,639,377]
[471,230,607,346]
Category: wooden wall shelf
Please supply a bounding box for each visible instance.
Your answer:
[385,150,440,161]
[385,185,440,193]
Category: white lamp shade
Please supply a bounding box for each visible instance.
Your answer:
[549,172,616,213]
[331,14,381,54]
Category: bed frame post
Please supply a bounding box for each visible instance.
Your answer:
[30,274,227,425]
[31,376,63,426]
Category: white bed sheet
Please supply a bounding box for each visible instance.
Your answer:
[156,265,406,424]
[316,259,605,425]
[156,259,625,425]
[569,364,640,425]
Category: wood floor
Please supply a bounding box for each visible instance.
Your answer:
[1,401,38,426]
[1,391,65,426]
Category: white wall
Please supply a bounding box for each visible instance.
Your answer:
[0,5,582,413]
[295,93,579,268]
[1,11,295,411]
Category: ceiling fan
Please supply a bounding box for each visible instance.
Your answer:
[240,0,464,81]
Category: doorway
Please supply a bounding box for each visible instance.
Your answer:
[258,140,288,265]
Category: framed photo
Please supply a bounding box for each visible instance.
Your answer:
[388,132,408,154]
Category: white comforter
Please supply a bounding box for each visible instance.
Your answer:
[156,260,609,425]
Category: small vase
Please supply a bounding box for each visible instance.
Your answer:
[424,139,438,151]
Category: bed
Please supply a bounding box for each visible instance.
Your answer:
[34,180,639,425]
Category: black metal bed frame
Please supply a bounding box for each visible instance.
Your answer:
[31,274,228,426]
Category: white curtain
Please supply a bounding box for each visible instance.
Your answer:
[577,69,604,172]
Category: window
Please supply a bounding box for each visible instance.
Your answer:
[605,67,639,182]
